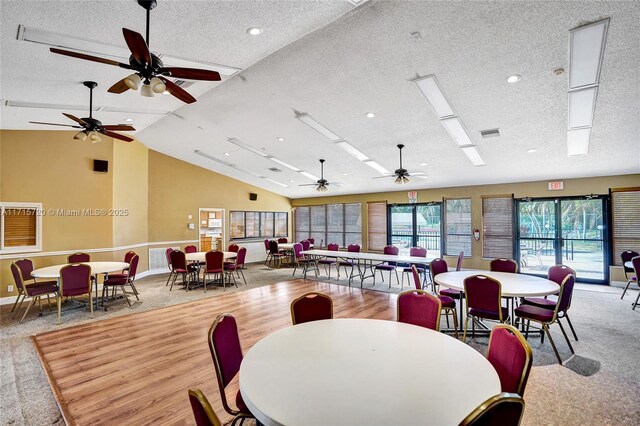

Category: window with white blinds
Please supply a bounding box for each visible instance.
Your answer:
[611,187,640,266]
[444,198,472,256]
[295,203,362,247]
[367,201,387,251]
[0,203,42,253]
[229,210,287,239]
[482,195,514,259]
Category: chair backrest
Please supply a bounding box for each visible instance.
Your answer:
[14,258,35,284]
[263,239,270,251]
[277,237,288,243]
[383,245,399,255]
[456,251,464,271]
[291,292,333,325]
[205,250,224,271]
[188,389,222,426]
[166,248,174,267]
[490,258,518,273]
[464,275,504,321]
[621,250,639,274]
[208,313,243,416]
[185,245,198,253]
[327,243,339,251]
[555,274,576,314]
[459,392,525,426]
[68,253,90,263]
[429,258,449,281]
[170,250,187,270]
[127,254,140,281]
[10,262,27,293]
[300,240,311,251]
[307,238,315,244]
[347,243,361,253]
[235,247,247,268]
[269,240,280,254]
[397,289,442,331]
[124,251,136,263]
[409,246,427,257]
[411,265,421,290]
[487,325,533,395]
[632,256,640,279]
[228,244,240,253]
[547,264,576,285]
[293,243,303,259]
[60,264,92,297]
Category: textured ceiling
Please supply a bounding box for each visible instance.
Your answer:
[1,0,639,199]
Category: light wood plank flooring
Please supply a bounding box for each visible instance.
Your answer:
[32,280,398,425]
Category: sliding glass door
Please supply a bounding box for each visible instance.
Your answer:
[389,203,441,256]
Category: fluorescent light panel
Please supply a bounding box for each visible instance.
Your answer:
[227,138,269,157]
[569,19,609,90]
[567,128,591,156]
[268,157,301,172]
[460,146,486,166]
[568,87,598,129]
[194,150,233,166]
[363,160,391,175]
[5,100,94,111]
[17,25,240,77]
[295,113,342,141]
[440,117,473,146]
[414,75,455,118]
[335,141,369,162]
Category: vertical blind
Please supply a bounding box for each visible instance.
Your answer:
[444,198,472,256]
[611,187,640,265]
[482,195,514,259]
[295,203,362,247]
[367,201,387,251]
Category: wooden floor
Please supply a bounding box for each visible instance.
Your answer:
[32,280,398,425]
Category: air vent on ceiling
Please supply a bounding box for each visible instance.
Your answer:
[173,79,195,88]
[480,128,501,138]
[268,167,282,173]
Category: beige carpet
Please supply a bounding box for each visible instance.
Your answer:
[1,263,639,425]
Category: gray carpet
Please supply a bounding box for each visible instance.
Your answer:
[1,263,639,425]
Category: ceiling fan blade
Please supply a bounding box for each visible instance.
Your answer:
[29,121,82,128]
[123,28,151,66]
[50,48,131,69]
[108,79,131,94]
[372,174,395,179]
[298,184,318,187]
[63,113,88,126]
[159,77,197,104]
[160,67,221,81]
[102,130,133,142]
[103,125,136,131]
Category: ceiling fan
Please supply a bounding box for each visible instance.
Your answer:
[49,0,221,104]
[28,81,135,143]
[373,144,427,184]
[299,159,336,192]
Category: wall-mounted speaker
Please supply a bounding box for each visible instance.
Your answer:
[249,193,258,201]
[93,159,108,173]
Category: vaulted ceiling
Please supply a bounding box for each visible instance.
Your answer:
[2,0,639,198]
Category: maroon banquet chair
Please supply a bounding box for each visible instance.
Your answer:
[11,258,57,313]
[188,389,223,426]
[225,247,248,285]
[459,393,525,426]
[207,313,254,424]
[169,250,198,291]
[102,254,140,306]
[277,237,288,243]
[632,256,640,310]
[300,240,311,251]
[463,275,509,342]
[58,263,93,325]
[490,258,519,273]
[205,250,228,291]
[515,274,576,364]
[621,250,639,300]
[228,243,240,253]
[522,264,578,340]
[487,325,533,395]
[68,252,90,263]
[185,245,198,253]
[10,261,58,323]
[397,289,442,331]
[105,250,137,280]
[401,246,428,289]
[165,248,176,286]
[318,243,339,278]
[417,265,458,338]
[290,292,333,325]
[291,243,317,279]
[267,240,286,268]
[307,238,315,245]
[263,239,271,265]
[374,245,400,288]
[338,243,361,283]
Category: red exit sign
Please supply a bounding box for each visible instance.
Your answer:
[548,181,564,191]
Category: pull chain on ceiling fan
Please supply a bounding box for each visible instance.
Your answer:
[49,0,221,104]
[28,81,136,143]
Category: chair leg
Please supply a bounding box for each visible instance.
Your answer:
[621,280,632,299]
[57,295,62,325]
[12,294,26,318]
[544,324,563,364]
[556,320,574,354]
[562,314,578,340]
[462,315,471,342]
[89,292,94,318]
[239,269,247,285]
[165,271,173,286]
[121,286,131,306]
[130,283,139,300]
[10,290,24,313]
[633,291,640,310]
[20,297,37,324]
[451,307,459,340]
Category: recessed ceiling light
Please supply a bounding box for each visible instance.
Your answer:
[341,173,349,176]
[289,180,295,183]
[246,27,263,36]
[506,74,521,83]
[224,152,230,156]
[365,112,376,118]
[124,118,133,122]
[526,148,537,153]
[277,137,285,142]
[420,162,427,166]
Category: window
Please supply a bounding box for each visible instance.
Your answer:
[482,195,514,259]
[295,203,362,247]
[229,210,288,240]
[444,198,472,256]
[0,202,42,253]
[611,187,640,266]
[388,203,442,256]
[367,202,387,251]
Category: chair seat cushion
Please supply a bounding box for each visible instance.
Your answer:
[205,268,223,274]
[522,297,556,309]
[106,273,127,280]
[515,304,555,322]
[375,265,395,271]
[402,265,425,272]
[175,267,197,274]
[318,259,336,264]
[469,306,509,321]
[438,295,456,308]
[28,283,59,295]
[440,288,462,299]
[338,260,354,266]
[63,288,90,297]
[28,280,58,288]
[104,277,127,285]
[236,390,251,414]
